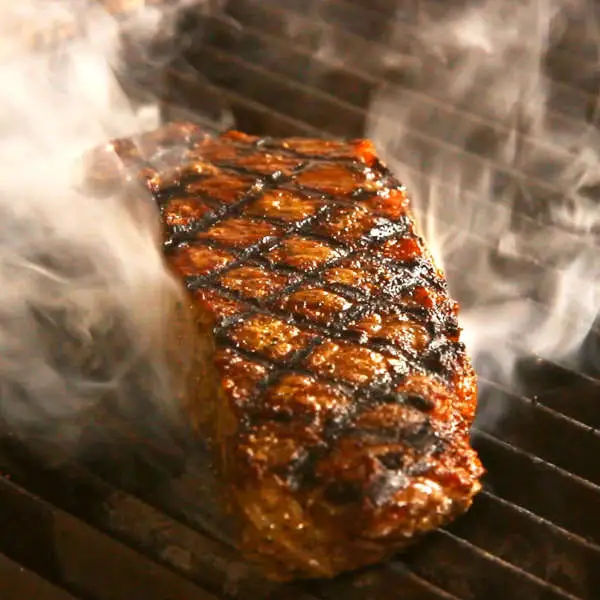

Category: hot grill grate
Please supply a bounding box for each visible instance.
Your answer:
[1,0,599,599]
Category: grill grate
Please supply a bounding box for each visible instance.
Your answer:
[4,428,598,600]
[1,0,600,599]
[0,553,76,600]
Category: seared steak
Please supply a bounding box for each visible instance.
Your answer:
[90,122,484,581]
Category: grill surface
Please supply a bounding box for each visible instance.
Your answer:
[1,0,599,599]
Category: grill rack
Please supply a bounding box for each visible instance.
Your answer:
[1,0,600,599]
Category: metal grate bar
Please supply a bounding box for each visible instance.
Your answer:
[339,0,415,15]
[223,0,599,125]
[301,0,600,94]
[333,0,600,133]
[438,233,600,345]
[382,160,596,275]
[472,430,600,546]
[398,528,582,600]
[512,357,599,401]
[359,0,600,67]
[476,349,600,406]
[310,562,463,600]
[474,381,600,485]
[448,490,600,599]
[533,381,600,430]
[0,467,217,600]
[0,552,78,600]
[162,63,325,139]
[272,0,600,98]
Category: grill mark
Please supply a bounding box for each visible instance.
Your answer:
[233,358,441,422]
[185,235,463,383]
[157,143,409,236]
[205,277,458,373]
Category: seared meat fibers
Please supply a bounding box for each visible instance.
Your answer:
[96,122,484,581]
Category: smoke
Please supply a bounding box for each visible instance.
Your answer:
[0,0,212,451]
[1,0,598,453]
[366,0,600,395]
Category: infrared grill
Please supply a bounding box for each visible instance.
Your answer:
[1,1,599,599]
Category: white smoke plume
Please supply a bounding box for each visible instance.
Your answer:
[0,0,216,449]
[367,0,600,396]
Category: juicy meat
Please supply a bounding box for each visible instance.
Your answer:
[91,122,484,581]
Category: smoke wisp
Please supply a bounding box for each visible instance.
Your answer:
[0,0,207,451]
[366,0,600,400]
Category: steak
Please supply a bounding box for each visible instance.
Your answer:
[89,122,484,581]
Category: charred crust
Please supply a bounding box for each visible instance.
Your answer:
[323,481,364,505]
[405,394,436,411]
[378,451,406,470]
[367,471,410,507]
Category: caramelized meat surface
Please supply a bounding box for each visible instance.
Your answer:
[94,122,484,581]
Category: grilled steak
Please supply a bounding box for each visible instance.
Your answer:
[89,122,484,581]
